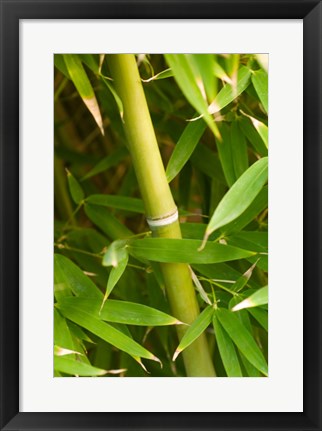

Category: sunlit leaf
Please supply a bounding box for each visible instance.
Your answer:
[188,54,217,102]
[102,239,128,267]
[249,117,268,148]
[63,54,104,135]
[173,306,214,360]
[220,185,268,234]
[202,157,268,244]
[255,54,268,72]
[164,54,220,138]
[54,355,108,376]
[239,116,268,156]
[142,68,173,82]
[210,66,251,114]
[101,300,184,326]
[232,286,268,311]
[57,299,161,364]
[101,254,128,308]
[213,61,232,84]
[54,345,83,357]
[252,69,268,113]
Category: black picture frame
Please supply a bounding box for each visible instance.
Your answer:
[1,1,321,430]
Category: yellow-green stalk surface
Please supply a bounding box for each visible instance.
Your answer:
[108,54,215,377]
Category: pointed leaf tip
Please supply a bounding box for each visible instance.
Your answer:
[172,349,182,362]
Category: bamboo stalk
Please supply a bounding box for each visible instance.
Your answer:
[108,54,215,377]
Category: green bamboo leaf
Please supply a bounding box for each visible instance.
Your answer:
[101,77,124,120]
[227,231,268,253]
[54,345,83,357]
[142,68,173,82]
[101,254,128,309]
[239,353,261,377]
[180,223,216,240]
[84,204,133,240]
[193,262,260,291]
[102,300,183,326]
[249,117,268,148]
[212,314,242,377]
[81,147,129,181]
[54,54,70,79]
[216,308,268,375]
[211,66,251,113]
[247,255,268,272]
[86,194,144,213]
[252,69,268,113]
[220,185,268,234]
[255,54,268,72]
[213,62,232,84]
[173,306,214,360]
[128,238,256,264]
[54,309,75,350]
[54,355,109,376]
[166,120,207,183]
[54,254,102,301]
[57,299,161,364]
[232,286,268,311]
[190,268,212,305]
[248,307,268,331]
[217,122,236,187]
[239,116,268,156]
[58,296,182,327]
[231,261,258,292]
[202,157,268,244]
[164,54,220,138]
[231,120,248,179]
[63,54,104,135]
[78,54,99,74]
[102,239,128,267]
[188,54,217,102]
[68,321,94,344]
[229,297,253,333]
[66,169,84,204]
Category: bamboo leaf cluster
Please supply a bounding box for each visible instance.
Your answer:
[54,53,268,377]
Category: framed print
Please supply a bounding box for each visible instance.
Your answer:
[1,0,321,430]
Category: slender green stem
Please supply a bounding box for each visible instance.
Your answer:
[54,154,75,223]
[108,54,215,377]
